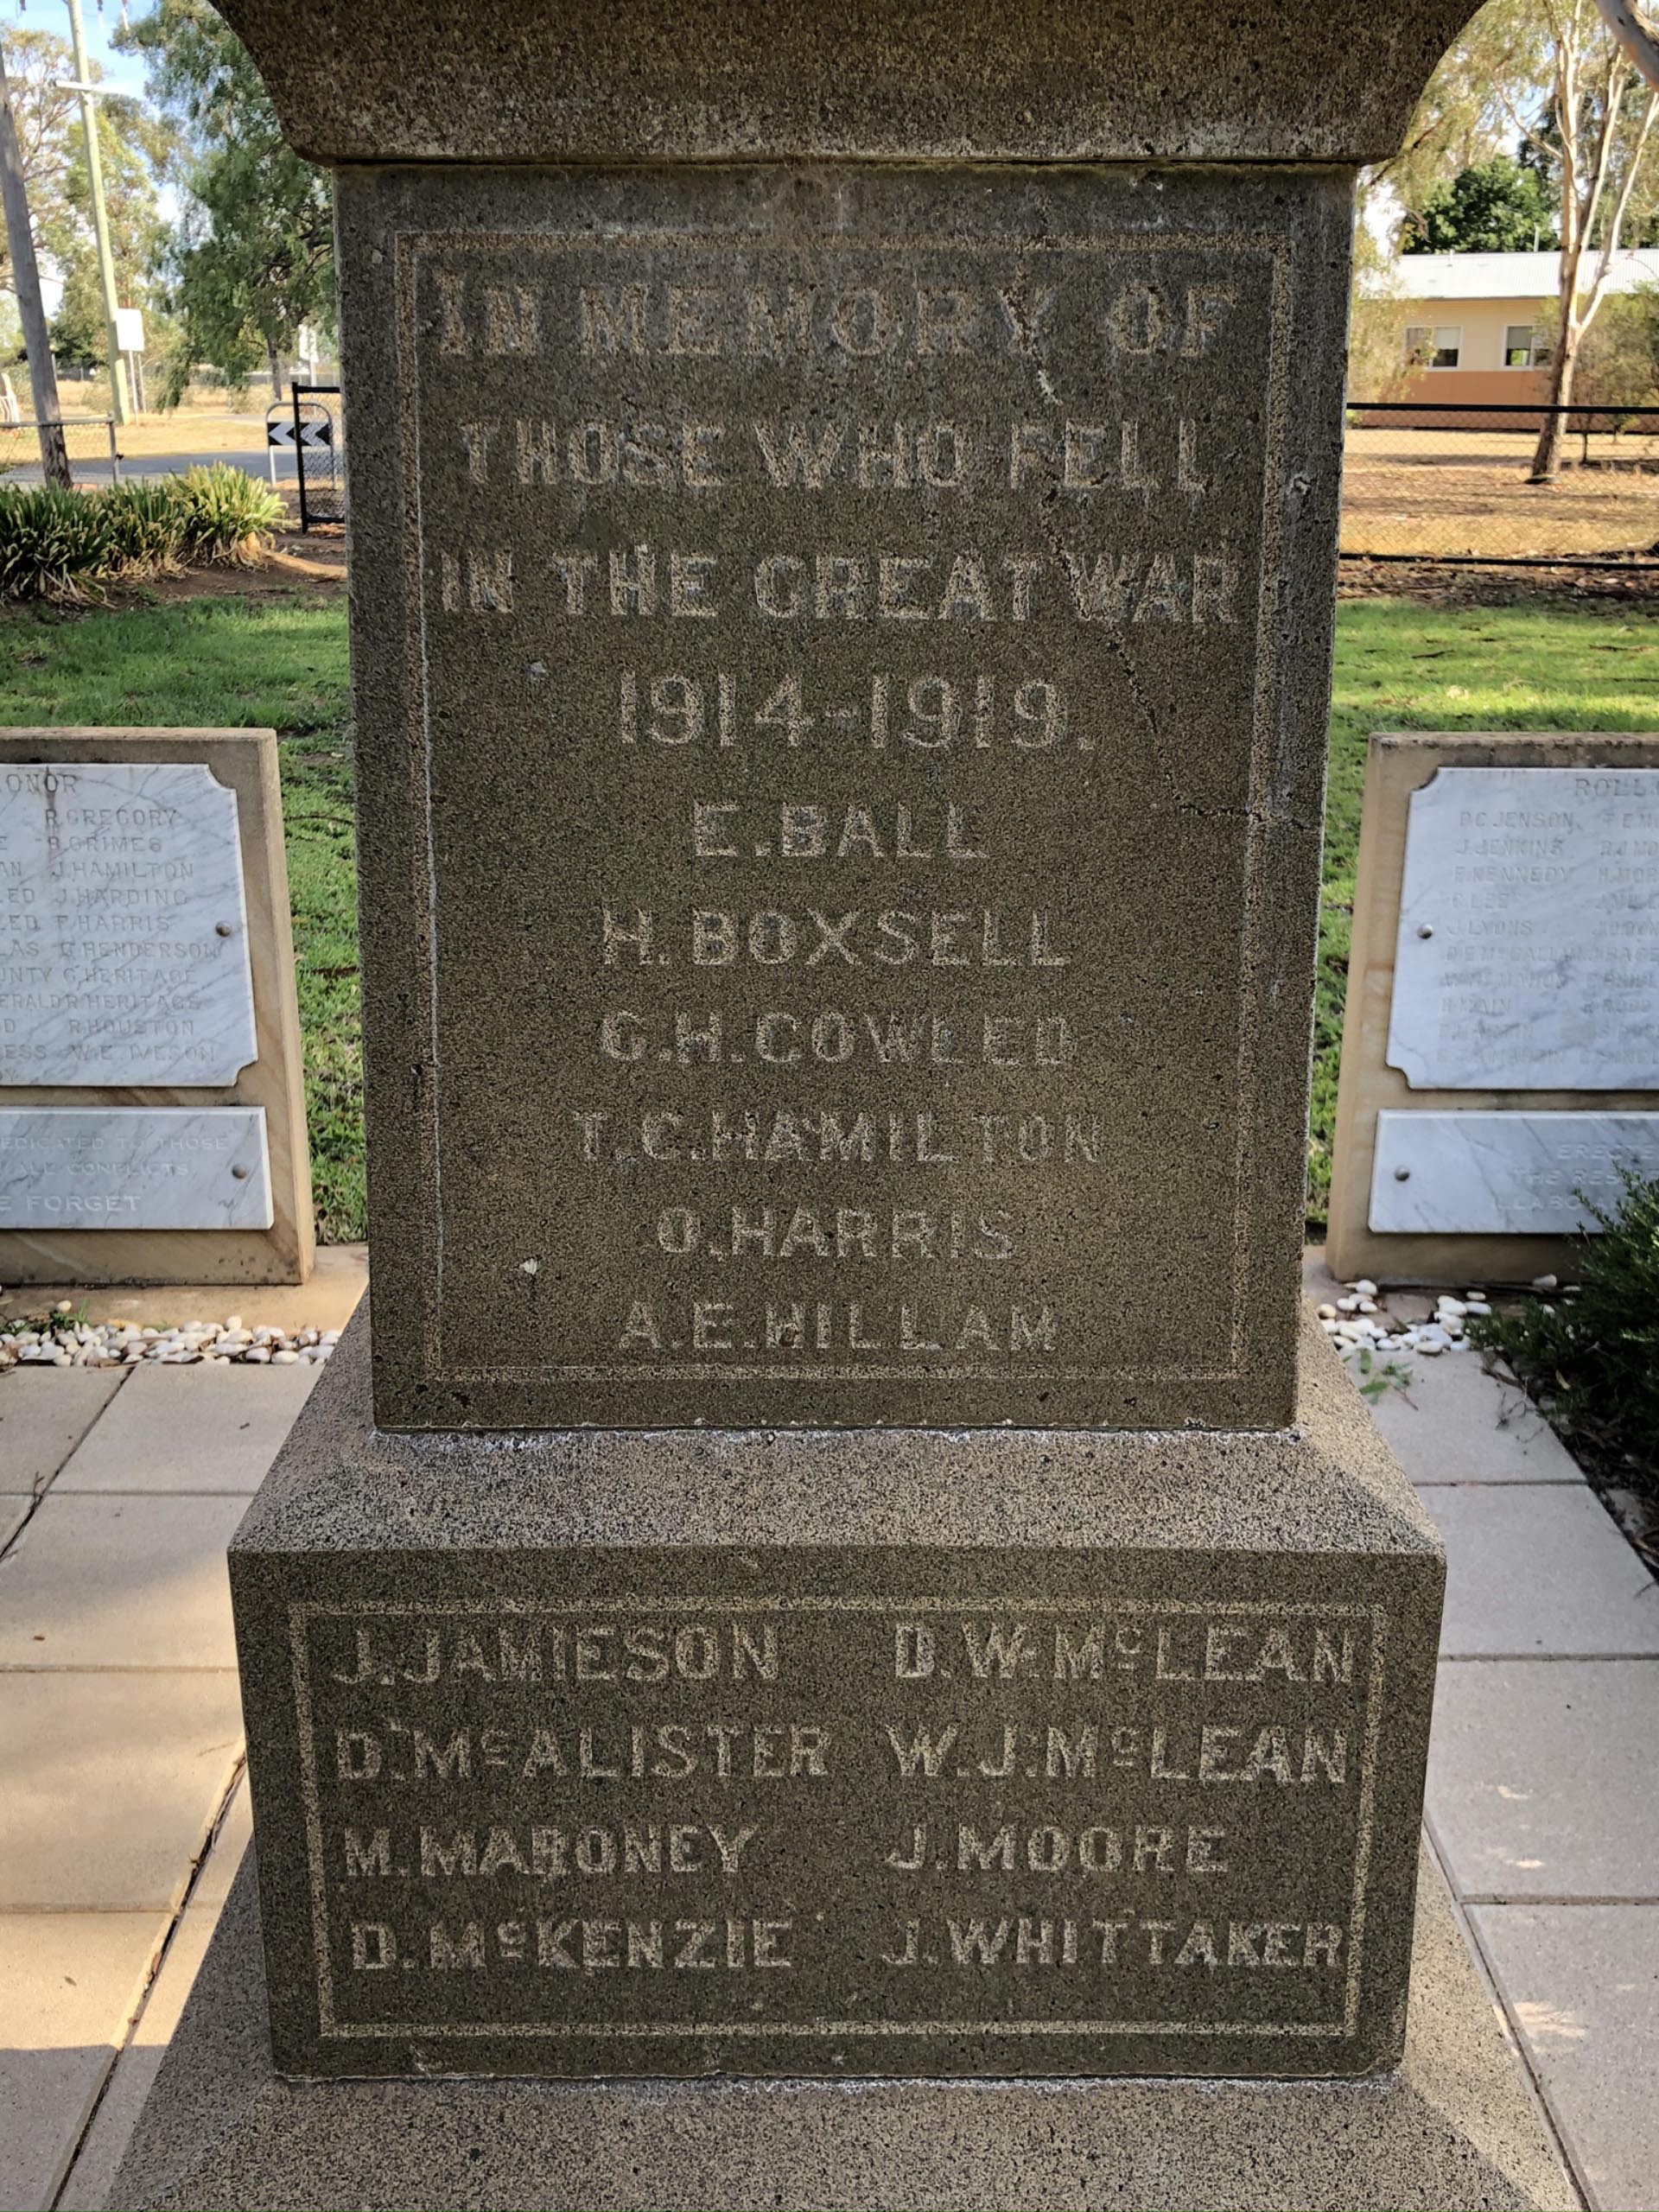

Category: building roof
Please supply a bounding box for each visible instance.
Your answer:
[1372,248,1659,301]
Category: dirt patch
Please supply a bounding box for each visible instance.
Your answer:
[1341,425,1659,562]
[0,521,346,623]
[98,527,346,612]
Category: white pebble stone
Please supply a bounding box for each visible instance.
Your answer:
[244,1346,271,1363]
[1352,1280,1378,1299]
[270,1348,301,1365]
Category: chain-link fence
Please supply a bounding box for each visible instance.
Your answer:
[1342,402,1659,569]
[0,417,121,488]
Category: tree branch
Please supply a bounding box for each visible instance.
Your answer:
[1595,0,1659,92]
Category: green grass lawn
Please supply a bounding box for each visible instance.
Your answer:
[3,587,1656,1241]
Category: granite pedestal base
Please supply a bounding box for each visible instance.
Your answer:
[227,1312,1445,2084]
[107,1848,1575,2211]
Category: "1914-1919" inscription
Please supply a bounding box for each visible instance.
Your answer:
[364,163,1329,1427]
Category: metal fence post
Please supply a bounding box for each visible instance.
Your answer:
[105,414,119,486]
[293,383,308,532]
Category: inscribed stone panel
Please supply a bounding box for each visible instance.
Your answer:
[0,1107,273,1231]
[0,760,257,1087]
[1388,766,1659,1091]
[342,166,1350,1427]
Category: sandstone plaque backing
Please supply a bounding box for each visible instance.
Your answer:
[0,732,313,1287]
[341,161,1350,1434]
[1328,732,1659,1286]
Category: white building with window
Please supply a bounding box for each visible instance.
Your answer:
[1374,248,1659,405]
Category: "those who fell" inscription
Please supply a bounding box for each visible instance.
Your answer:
[363,167,1340,1426]
[294,1596,1382,2066]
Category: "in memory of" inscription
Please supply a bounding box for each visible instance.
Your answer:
[352,162,1345,1425]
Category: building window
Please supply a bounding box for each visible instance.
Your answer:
[1504,323,1552,368]
[1404,323,1464,368]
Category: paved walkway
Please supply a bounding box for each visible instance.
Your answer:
[1,1313,1656,2210]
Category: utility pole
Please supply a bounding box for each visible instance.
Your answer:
[0,39,71,485]
[63,0,130,423]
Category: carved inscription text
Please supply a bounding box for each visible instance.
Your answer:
[294,1595,1380,2052]
[395,202,1298,1422]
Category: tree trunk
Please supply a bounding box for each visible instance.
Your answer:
[1529,319,1580,481]
[0,42,71,489]
[268,346,289,403]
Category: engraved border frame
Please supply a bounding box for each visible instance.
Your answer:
[390,218,1296,1399]
[290,1594,1384,2046]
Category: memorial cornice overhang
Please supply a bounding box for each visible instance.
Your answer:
[213,0,1490,168]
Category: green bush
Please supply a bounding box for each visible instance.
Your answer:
[0,484,121,600]
[1469,1169,1659,1493]
[0,465,285,601]
[176,463,287,563]
[100,480,189,573]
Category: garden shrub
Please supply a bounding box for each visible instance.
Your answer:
[0,464,285,600]
[1469,1169,1659,1495]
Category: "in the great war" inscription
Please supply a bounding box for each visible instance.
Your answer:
[290,1594,1382,2069]
[346,165,1349,1427]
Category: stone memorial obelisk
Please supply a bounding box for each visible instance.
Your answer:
[111,3,1575,2204]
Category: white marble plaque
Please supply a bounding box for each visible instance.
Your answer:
[0,760,257,1085]
[1369,1110,1659,1235]
[1387,766,1659,1090]
[0,1108,272,1230]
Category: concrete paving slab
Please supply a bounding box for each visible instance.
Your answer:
[0,1371,128,1496]
[0,1673,245,1910]
[0,1910,167,2212]
[1370,1357,1583,1486]
[188,1777,251,1912]
[53,1363,320,1495]
[1428,1662,1659,1901]
[1421,1484,1659,1657]
[60,1904,224,2212]
[0,1495,245,1669]
[1472,1903,1659,2212]
[0,1496,29,1552]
